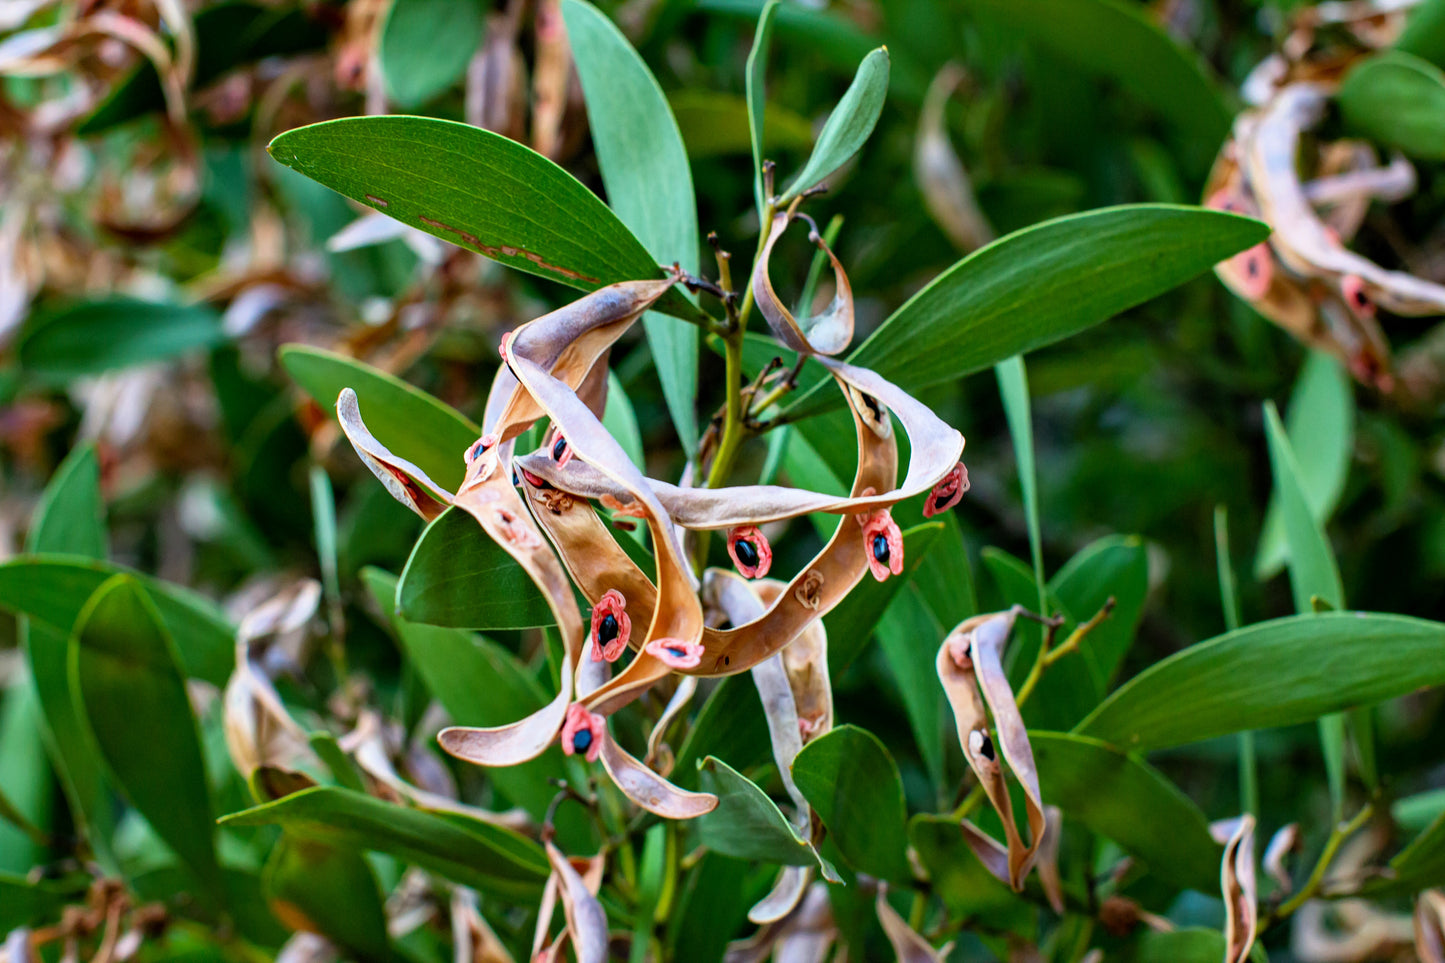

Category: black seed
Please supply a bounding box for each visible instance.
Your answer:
[598,613,618,646]
[552,437,567,460]
[979,732,995,761]
[666,646,685,658]
[1247,258,1259,278]
[860,392,882,420]
[722,655,731,666]
[872,533,890,564]
[511,469,520,486]
[572,729,592,752]
[735,539,759,568]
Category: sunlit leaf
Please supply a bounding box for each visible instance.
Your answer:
[221,786,549,901]
[1078,613,1445,751]
[267,117,698,320]
[788,206,1269,416]
[792,725,910,881]
[779,46,889,202]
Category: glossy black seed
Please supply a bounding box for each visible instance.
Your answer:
[572,729,592,752]
[979,732,995,761]
[734,539,759,568]
[871,533,890,564]
[598,613,618,645]
[511,469,520,486]
[666,646,685,658]
[552,437,567,460]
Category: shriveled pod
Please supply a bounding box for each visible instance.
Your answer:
[752,211,854,356]
[1211,815,1259,963]
[936,610,1045,890]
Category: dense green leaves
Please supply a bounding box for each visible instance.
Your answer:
[396,507,555,629]
[566,0,703,451]
[267,117,697,319]
[0,556,233,686]
[695,757,828,872]
[378,0,482,108]
[263,834,396,963]
[779,46,890,202]
[19,299,225,381]
[361,568,560,816]
[1078,613,1445,750]
[280,344,478,491]
[1339,51,1445,160]
[791,725,910,881]
[221,786,549,900]
[1032,732,1220,893]
[70,576,223,899]
[824,522,942,674]
[790,205,1270,415]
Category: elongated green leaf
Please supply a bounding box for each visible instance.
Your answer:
[0,556,232,686]
[379,0,482,108]
[1078,613,1445,751]
[0,678,52,874]
[1032,732,1221,893]
[966,0,1230,149]
[21,446,114,860]
[788,206,1269,416]
[1339,51,1445,160]
[396,507,555,629]
[1256,352,1355,579]
[791,725,910,881]
[876,586,946,790]
[1049,535,1149,687]
[264,834,396,963]
[825,522,942,675]
[696,0,875,74]
[1394,788,1445,832]
[906,510,977,631]
[18,299,224,381]
[996,356,1045,614]
[280,344,478,492]
[220,786,549,900]
[361,568,561,817]
[603,371,645,471]
[266,117,697,320]
[695,757,830,873]
[70,576,222,899]
[1265,399,1348,812]
[670,90,813,161]
[746,0,780,213]
[564,0,700,452]
[780,47,889,201]
[0,872,87,931]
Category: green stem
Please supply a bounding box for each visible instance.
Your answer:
[1265,803,1374,928]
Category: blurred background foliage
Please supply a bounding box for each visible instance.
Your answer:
[3,0,1445,958]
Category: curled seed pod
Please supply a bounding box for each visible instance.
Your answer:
[922,462,969,518]
[752,211,855,356]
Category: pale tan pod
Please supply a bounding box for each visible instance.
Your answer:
[336,388,453,520]
[545,842,609,963]
[749,866,813,926]
[1212,815,1259,963]
[597,726,717,819]
[752,212,855,356]
[876,883,954,962]
[1417,890,1445,963]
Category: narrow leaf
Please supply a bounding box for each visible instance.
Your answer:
[747,0,780,215]
[564,0,701,451]
[19,299,224,382]
[779,47,890,202]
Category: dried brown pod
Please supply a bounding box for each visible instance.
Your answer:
[1211,815,1259,963]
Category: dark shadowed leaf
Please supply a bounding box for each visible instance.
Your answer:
[825,522,942,675]
[396,507,556,629]
[280,345,478,492]
[1367,806,1445,897]
[1049,534,1149,687]
[1339,51,1445,160]
[792,725,911,881]
[0,556,233,686]
[0,872,88,931]
[908,814,1028,920]
[564,0,701,451]
[876,585,946,790]
[1078,613,1445,751]
[266,117,697,320]
[779,47,890,202]
[18,299,225,382]
[669,90,813,161]
[379,0,483,108]
[1137,928,1266,962]
[965,0,1230,149]
[673,678,769,788]
[1032,732,1221,893]
[746,0,780,213]
[70,575,222,899]
[789,206,1269,416]
[263,833,397,963]
[220,786,549,901]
